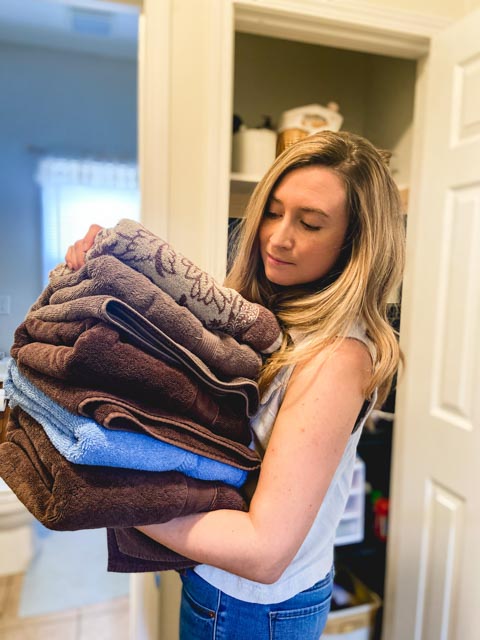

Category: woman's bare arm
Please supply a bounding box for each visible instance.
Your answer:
[137,338,372,583]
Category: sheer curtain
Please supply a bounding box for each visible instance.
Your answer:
[36,157,140,285]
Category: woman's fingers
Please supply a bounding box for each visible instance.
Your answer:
[82,224,103,251]
[65,223,103,270]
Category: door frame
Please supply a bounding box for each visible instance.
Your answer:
[133,1,451,638]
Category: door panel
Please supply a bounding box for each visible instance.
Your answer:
[384,8,480,640]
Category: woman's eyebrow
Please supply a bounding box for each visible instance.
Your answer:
[268,195,330,219]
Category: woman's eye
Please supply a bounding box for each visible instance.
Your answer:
[302,221,321,231]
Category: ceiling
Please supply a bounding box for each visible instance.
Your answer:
[0,0,139,59]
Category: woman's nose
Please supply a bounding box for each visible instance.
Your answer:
[270,220,294,249]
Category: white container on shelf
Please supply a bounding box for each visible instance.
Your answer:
[231,126,276,176]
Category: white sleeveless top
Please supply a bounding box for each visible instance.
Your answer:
[195,324,377,604]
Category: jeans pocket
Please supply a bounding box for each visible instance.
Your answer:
[179,580,216,640]
[269,599,332,640]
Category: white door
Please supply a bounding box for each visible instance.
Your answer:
[384,8,480,640]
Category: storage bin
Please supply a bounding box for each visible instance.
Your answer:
[323,568,381,640]
[334,457,365,546]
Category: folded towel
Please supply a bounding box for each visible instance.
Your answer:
[17,362,261,471]
[51,219,282,354]
[13,321,252,436]
[17,295,260,417]
[107,528,195,573]
[31,255,262,380]
[0,407,247,532]
[5,361,248,486]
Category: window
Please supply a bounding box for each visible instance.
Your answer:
[36,157,140,285]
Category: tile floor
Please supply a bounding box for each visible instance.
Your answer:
[0,572,129,639]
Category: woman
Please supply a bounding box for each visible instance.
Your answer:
[66,130,404,639]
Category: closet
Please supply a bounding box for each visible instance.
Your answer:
[228,31,416,640]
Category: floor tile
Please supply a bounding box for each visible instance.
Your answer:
[77,599,130,640]
[0,569,130,640]
[0,610,78,639]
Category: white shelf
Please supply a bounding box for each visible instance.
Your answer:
[230,171,262,187]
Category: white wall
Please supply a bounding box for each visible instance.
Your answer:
[369,0,480,19]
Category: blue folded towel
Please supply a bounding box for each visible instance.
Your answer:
[5,360,247,488]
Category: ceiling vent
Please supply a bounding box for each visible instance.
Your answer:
[70,7,113,37]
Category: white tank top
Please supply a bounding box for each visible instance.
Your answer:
[195,324,377,604]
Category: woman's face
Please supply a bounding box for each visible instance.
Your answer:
[259,165,349,287]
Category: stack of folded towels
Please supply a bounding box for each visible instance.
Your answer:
[0,219,282,572]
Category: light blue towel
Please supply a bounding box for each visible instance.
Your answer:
[5,360,246,488]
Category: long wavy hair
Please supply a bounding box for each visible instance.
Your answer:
[225,130,405,405]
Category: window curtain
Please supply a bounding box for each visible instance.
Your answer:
[36,157,140,285]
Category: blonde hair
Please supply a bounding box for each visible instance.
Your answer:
[225,131,405,405]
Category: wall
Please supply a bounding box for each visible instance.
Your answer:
[0,41,137,354]
[369,0,480,19]
[233,33,416,185]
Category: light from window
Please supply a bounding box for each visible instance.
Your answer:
[36,157,140,285]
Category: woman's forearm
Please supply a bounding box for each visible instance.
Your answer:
[137,508,290,584]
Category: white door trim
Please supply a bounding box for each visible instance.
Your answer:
[233,0,452,58]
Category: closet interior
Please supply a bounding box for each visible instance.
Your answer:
[229,31,417,639]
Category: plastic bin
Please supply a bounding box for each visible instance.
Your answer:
[323,568,381,640]
[334,457,365,546]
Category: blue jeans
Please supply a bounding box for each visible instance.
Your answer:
[179,567,333,640]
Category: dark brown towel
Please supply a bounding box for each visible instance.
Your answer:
[17,362,261,471]
[31,255,262,379]
[0,407,247,533]
[50,219,282,354]
[14,296,260,418]
[107,528,196,573]
[12,322,253,436]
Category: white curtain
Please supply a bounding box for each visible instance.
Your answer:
[36,157,140,285]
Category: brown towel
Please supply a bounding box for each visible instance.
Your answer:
[31,255,262,379]
[0,407,247,533]
[18,362,261,471]
[107,528,196,572]
[12,322,253,436]
[15,295,260,418]
[50,219,282,354]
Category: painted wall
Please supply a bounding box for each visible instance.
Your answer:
[0,42,137,354]
[233,33,416,185]
[369,0,480,19]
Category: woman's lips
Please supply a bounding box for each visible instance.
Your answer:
[266,253,294,266]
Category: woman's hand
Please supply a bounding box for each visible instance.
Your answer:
[65,224,103,271]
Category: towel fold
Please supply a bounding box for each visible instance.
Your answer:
[15,362,261,471]
[106,528,195,573]
[4,360,248,485]
[50,219,282,354]
[31,255,262,379]
[16,294,260,417]
[0,407,247,533]
[12,321,254,436]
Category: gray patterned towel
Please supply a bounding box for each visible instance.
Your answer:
[35,255,262,380]
[52,219,282,354]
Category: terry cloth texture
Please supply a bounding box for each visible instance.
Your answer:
[50,219,282,354]
[0,407,247,534]
[106,528,196,573]
[4,361,248,486]
[30,255,262,380]
[12,321,253,437]
[11,361,260,472]
[15,298,260,418]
